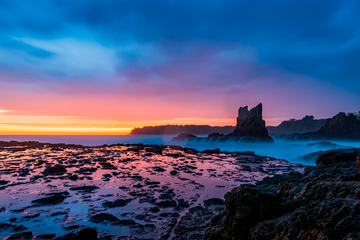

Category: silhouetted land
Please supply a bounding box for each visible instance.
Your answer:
[282,112,360,140]
[267,115,327,134]
[130,125,234,135]
[130,116,328,136]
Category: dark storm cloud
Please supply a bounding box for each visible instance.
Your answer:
[0,0,359,89]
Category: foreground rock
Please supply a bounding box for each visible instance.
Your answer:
[172,133,198,141]
[32,192,69,206]
[44,165,67,175]
[0,140,303,240]
[54,227,98,240]
[205,148,360,240]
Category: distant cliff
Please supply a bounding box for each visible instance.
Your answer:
[129,125,234,135]
[317,112,360,139]
[281,112,360,140]
[267,115,327,134]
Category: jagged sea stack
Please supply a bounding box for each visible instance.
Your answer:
[230,103,273,142]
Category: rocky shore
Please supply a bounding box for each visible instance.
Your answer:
[0,141,302,240]
[204,148,360,240]
[1,140,358,239]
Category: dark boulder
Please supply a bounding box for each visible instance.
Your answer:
[69,175,78,181]
[54,228,98,240]
[207,133,224,138]
[44,165,67,175]
[149,207,160,213]
[0,180,9,185]
[36,233,56,239]
[152,166,166,172]
[174,206,223,239]
[32,191,69,206]
[155,200,177,208]
[315,148,359,167]
[7,232,33,240]
[170,170,178,175]
[69,185,99,192]
[90,213,119,223]
[203,198,225,207]
[201,148,221,154]
[172,133,197,141]
[102,199,132,208]
[72,228,98,240]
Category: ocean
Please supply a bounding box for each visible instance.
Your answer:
[1,135,360,165]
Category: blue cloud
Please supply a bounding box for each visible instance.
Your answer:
[0,0,359,91]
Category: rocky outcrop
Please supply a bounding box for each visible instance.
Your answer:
[228,103,273,142]
[232,103,268,137]
[205,148,360,240]
[317,112,360,139]
[279,112,360,141]
[172,133,197,141]
[171,104,273,142]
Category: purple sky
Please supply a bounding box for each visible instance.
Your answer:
[0,0,360,133]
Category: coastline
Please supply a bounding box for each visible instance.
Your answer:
[0,141,303,239]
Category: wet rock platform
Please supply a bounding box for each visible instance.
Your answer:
[0,141,303,239]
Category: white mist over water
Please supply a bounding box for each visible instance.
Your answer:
[1,135,360,165]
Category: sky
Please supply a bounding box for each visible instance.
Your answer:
[0,0,360,134]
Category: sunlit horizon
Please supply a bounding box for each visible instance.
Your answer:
[0,109,288,135]
[1,1,359,135]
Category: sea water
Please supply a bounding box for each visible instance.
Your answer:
[1,135,360,165]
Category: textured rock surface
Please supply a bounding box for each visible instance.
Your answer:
[230,103,273,142]
[356,154,360,173]
[282,112,360,141]
[317,112,360,139]
[172,133,197,141]
[54,227,98,240]
[0,141,303,239]
[205,148,360,240]
[44,164,67,175]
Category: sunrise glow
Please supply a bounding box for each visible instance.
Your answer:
[1,1,359,135]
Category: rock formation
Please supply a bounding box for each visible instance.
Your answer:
[172,103,273,142]
[229,103,273,142]
[204,148,360,239]
[317,112,360,139]
[280,112,360,140]
[172,133,197,141]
